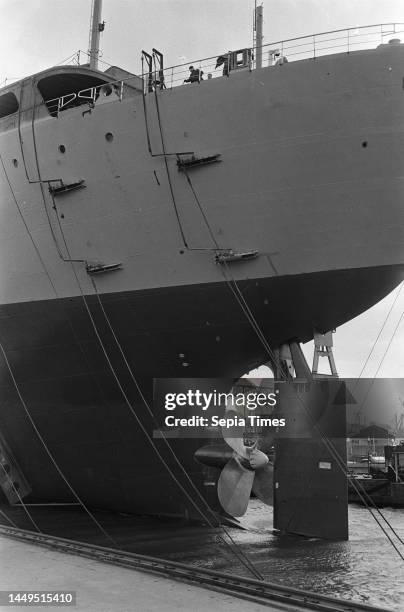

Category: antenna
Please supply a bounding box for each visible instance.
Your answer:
[253,2,264,69]
[88,0,105,70]
[253,0,256,50]
[253,0,257,66]
[255,3,264,69]
[88,0,94,53]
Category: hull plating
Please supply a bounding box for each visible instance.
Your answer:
[0,265,402,515]
[0,43,404,516]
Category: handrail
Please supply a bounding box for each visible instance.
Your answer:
[154,22,404,79]
[43,22,404,115]
[257,22,402,56]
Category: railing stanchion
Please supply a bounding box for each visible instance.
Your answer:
[42,22,404,112]
[141,54,145,95]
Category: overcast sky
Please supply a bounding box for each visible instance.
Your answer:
[1,1,403,379]
[1,0,404,79]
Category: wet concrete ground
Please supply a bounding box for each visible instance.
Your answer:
[0,536,285,612]
[0,500,403,611]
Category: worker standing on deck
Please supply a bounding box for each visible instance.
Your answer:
[215,54,230,76]
[184,66,203,83]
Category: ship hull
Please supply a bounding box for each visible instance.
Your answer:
[0,263,403,516]
[1,39,404,517]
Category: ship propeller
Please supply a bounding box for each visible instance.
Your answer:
[218,416,273,516]
[195,410,273,517]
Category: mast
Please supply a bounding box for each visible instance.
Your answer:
[89,0,104,70]
[255,3,264,69]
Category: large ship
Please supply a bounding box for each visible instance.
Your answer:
[0,5,403,523]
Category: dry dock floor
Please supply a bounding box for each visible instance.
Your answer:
[0,535,295,612]
[1,502,403,611]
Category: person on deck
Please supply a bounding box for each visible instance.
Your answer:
[184,66,203,83]
[215,54,230,76]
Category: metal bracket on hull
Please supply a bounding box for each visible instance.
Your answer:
[48,180,86,196]
[215,249,258,264]
[0,434,31,505]
[85,261,123,275]
[177,154,222,171]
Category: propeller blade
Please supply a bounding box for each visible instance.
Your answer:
[194,444,234,468]
[221,410,250,459]
[252,463,274,506]
[217,457,255,517]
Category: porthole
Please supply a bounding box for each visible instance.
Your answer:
[59,144,66,153]
[105,132,114,142]
[12,158,18,167]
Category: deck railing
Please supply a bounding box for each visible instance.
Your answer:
[260,22,403,64]
[45,23,404,115]
[158,23,404,90]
